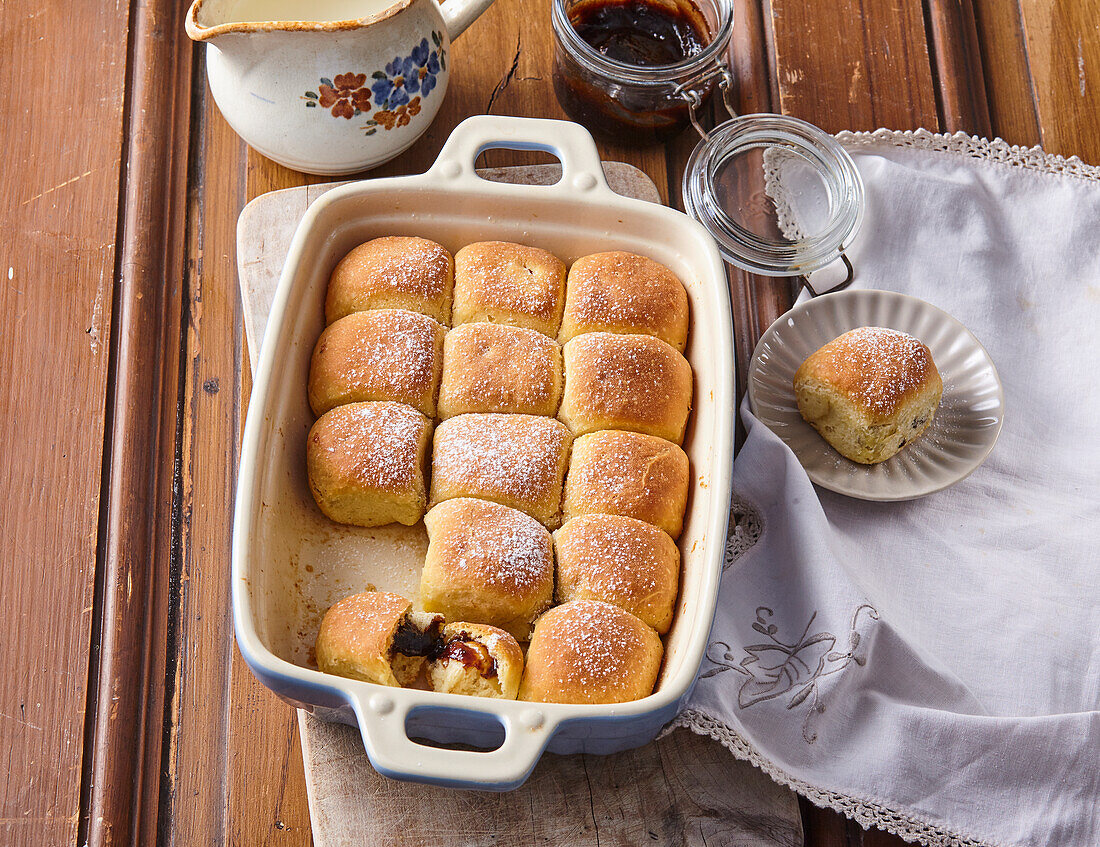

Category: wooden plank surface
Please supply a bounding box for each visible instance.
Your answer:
[1,0,1098,844]
[0,1,129,844]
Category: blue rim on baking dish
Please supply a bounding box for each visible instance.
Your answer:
[231,116,735,790]
[748,289,1005,501]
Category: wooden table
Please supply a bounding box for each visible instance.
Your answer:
[2,0,1097,844]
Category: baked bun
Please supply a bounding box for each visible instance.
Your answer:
[437,323,563,419]
[421,499,554,640]
[559,332,693,444]
[562,430,689,539]
[559,251,689,351]
[315,591,443,687]
[519,600,663,704]
[308,309,445,417]
[427,622,525,699]
[794,327,944,464]
[430,413,573,528]
[325,236,454,325]
[452,242,566,337]
[307,402,433,527]
[554,514,680,634]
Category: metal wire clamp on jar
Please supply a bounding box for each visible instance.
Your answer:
[551,0,735,143]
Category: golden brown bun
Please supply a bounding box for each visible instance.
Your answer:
[793,327,944,464]
[559,332,693,444]
[308,309,445,417]
[519,600,663,704]
[554,514,680,634]
[307,402,433,527]
[325,236,454,325]
[421,499,554,640]
[430,414,573,528]
[316,591,442,687]
[428,622,525,699]
[560,251,689,351]
[562,430,689,539]
[452,242,566,337]
[437,323,564,419]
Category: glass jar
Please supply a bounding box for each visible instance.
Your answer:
[551,0,734,143]
[683,113,864,288]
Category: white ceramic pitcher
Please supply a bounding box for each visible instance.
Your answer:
[186,0,497,174]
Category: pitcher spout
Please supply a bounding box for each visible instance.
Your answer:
[439,0,498,40]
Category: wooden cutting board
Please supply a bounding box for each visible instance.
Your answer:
[236,162,803,847]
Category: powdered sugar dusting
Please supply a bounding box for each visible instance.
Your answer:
[557,515,673,601]
[568,431,684,511]
[565,332,688,425]
[314,402,428,492]
[541,600,649,688]
[314,309,442,407]
[567,252,687,339]
[338,236,452,300]
[810,327,937,416]
[439,323,561,415]
[455,242,565,324]
[433,414,570,512]
[432,500,553,593]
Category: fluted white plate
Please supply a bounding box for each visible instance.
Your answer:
[748,290,1004,501]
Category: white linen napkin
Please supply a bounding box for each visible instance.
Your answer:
[678,130,1100,847]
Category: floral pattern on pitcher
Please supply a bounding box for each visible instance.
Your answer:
[301,31,447,135]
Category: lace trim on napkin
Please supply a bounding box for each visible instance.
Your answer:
[726,493,764,566]
[669,711,1004,847]
[763,129,1100,246]
[839,128,1100,183]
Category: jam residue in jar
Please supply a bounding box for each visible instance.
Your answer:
[553,0,717,143]
[571,0,709,66]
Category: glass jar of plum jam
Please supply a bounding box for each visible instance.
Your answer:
[551,0,734,143]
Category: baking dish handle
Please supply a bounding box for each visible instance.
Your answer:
[350,689,558,791]
[428,114,614,196]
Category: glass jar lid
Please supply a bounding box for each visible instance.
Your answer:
[682,113,864,277]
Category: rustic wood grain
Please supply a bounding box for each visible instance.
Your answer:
[970,0,1042,147]
[81,0,196,843]
[768,0,939,133]
[0,0,129,843]
[924,0,992,135]
[1017,0,1100,162]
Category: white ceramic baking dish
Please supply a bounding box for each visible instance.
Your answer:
[233,115,734,790]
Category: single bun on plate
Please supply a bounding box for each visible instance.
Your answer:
[437,322,564,419]
[308,309,445,417]
[452,241,567,337]
[315,591,444,687]
[421,498,555,640]
[554,514,680,634]
[562,430,689,539]
[431,413,573,528]
[325,236,454,325]
[559,251,689,351]
[307,401,433,527]
[427,622,525,700]
[559,332,693,444]
[519,600,663,704]
[793,326,943,464]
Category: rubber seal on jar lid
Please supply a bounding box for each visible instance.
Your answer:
[682,113,864,277]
